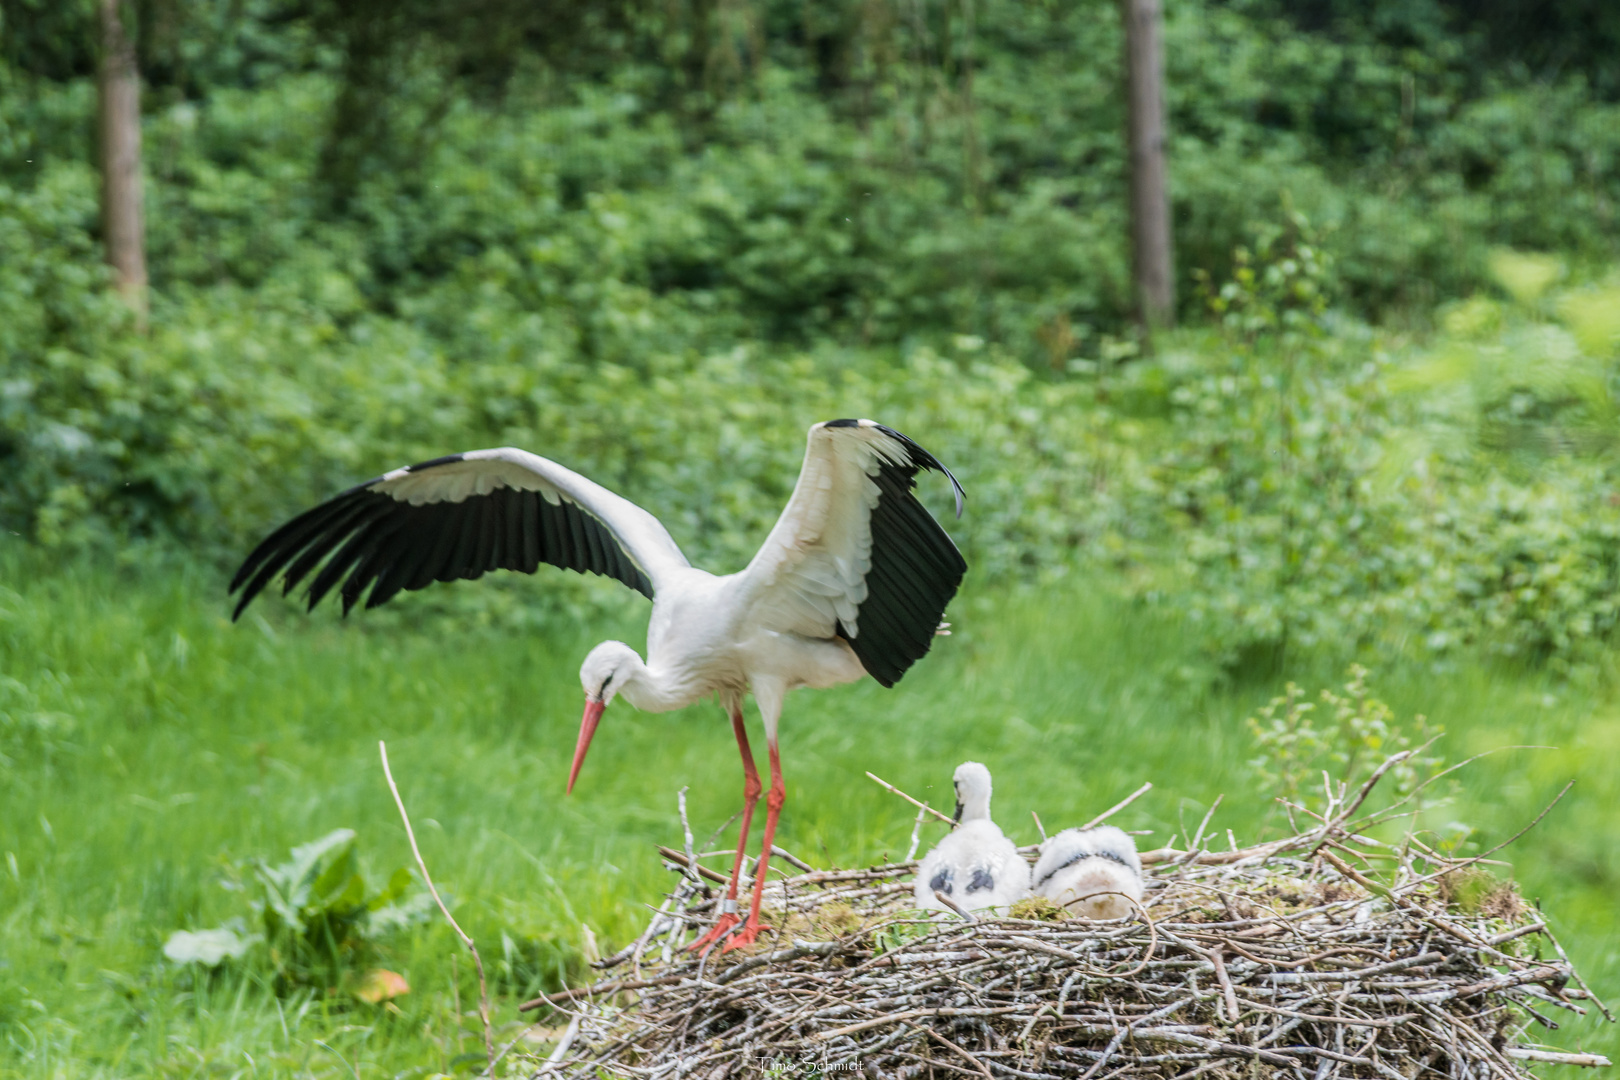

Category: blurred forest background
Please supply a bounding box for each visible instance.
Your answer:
[4,0,1620,1075]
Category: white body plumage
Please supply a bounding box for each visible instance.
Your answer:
[1032,825,1143,920]
[914,762,1030,915]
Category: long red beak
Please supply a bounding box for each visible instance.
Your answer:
[567,699,606,794]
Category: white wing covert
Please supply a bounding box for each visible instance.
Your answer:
[739,420,966,687]
[229,448,690,619]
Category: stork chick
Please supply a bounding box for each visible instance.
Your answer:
[1032,825,1143,920]
[914,762,1030,915]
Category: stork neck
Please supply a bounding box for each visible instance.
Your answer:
[615,653,697,713]
[957,792,992,823]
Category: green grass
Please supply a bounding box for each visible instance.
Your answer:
[3,548,1617,1077]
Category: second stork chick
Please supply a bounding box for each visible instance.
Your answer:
[1032,825,1143,919]
[914,762,1030,914]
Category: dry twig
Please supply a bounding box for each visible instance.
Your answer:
[868,770,956,824]
[378,741,494,1076]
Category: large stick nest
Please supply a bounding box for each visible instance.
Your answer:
[520,754,1609,1080]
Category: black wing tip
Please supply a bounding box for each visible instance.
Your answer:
[872,423,967,519]
[817,419,968,517]
[940,461,967,519]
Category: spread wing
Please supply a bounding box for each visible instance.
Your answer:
[228,448,690,619]
[737,419,967,687]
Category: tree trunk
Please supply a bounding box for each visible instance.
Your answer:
[1121,0,1173,331]
[99,0,148,330]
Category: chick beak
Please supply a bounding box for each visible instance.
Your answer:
[567,698,606,794]
[952,798,965,826]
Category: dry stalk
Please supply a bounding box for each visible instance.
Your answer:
[378,741,494,1076]
[1077,781,1154,831]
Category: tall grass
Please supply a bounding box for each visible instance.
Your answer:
[2,548,1615,1076]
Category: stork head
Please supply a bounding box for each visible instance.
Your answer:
[952,761,994,825]
[568,641,641,794]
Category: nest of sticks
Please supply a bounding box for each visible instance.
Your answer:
[519,752,1610,1080]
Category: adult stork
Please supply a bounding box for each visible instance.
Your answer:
[229,419,967,950]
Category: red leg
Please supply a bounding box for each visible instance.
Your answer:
[722,737,784,952]
[689,700,762,952]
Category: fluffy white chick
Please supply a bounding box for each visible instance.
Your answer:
[914,762,1030,914]
[1032,825,1143,919]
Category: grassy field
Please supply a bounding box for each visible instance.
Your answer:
[2,547,1617,1077]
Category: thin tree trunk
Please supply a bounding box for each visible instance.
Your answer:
[1121,0,1173,331]
[99,0,148,330]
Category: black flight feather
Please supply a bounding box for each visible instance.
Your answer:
[836,425,968,688]
[228,455,655,620]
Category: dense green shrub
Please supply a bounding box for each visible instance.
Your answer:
[6,135,1620,672]
[6,0,1619,343]
[1124,252,1620,671]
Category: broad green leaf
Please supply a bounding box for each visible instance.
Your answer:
[309,841,362,911]
[284,828,357,891]
[369,866,415,910]
[255,871,306,934]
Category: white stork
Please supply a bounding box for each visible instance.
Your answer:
[229,419,967,951]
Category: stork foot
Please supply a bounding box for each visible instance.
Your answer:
[687,913,741,953]
[719,915,770,953]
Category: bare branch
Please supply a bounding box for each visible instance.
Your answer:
[867,771,956,824]
[1079,782,1154,831]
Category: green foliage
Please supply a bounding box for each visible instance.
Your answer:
[251,829,425,975]
[0,670,78,773]
[1393,254,1620,459]
[5,0,1618,355]
[1246,665,1442,811]
[9,208,1620,675]
[4,5,1619,1069]
[163,828,432,990]
[871,920,930,954]
[1110,235,1620,674]
[1007,895,1065,921]
[0,584,84,771]
[1437,867,1524,920]
[1197,205,1337,343]
[5,134,1620,676]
